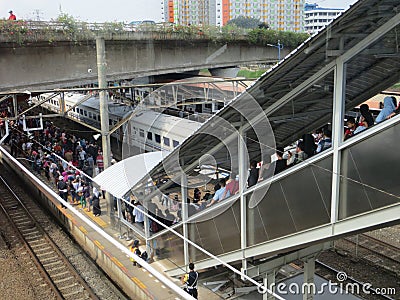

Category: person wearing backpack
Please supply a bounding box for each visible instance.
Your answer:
[130,240,141,266]
[129,240,149,267]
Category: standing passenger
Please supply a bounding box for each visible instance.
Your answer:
[96,151,104,173]
[316,130,332,153]
[8,10,16,20]
[376,96,396,123]
[274,147,288,175]
[247,161,259,187]
[182,262,198,299]
[57,176,68,209]
[92,187,101,216]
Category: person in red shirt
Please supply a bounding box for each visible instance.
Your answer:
[344,116,357,141]
[96,151,104,173]
[8,10,16,20]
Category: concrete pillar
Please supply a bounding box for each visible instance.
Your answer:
[96,36,113,226]
[12,95,17,117]
[60,92,65,115]
[303,256,316,300]
[263,269,276,300]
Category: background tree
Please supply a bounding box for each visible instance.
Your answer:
[227,16,265,29]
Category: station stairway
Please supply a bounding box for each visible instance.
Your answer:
[152,115,400,277]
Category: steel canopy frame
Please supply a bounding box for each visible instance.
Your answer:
[120,0,400,279]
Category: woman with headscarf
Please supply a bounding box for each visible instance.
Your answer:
[92,187,101,216]
[375,96,396,123]
[354,103,374,134]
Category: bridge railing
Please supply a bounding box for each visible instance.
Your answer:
[0,19,249,44]
[0,20,308,48]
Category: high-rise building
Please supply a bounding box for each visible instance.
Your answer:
[304,3,344,34]
[162,0,306,32]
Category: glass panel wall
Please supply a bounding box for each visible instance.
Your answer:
[339,122,400,219]
[187,200,241,262]
[151,225,185,268]
[246,156,332,246]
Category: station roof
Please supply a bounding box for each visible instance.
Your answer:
[94,151,165,199]
[99,0,400,196]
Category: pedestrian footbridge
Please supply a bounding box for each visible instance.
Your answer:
[93,0,400,294]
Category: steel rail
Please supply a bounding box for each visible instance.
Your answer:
[0,175,100,300]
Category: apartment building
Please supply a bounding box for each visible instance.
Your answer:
[304,3,344,34]
[162,0,306,32]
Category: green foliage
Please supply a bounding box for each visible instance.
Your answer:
[102,21,125,33]
[247,28,309,48]
[0,15,309,48]
[56,13,78,32]
[0,19,34,45]
[227,16,263,29]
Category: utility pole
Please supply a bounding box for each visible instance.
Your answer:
[96,37,114,226]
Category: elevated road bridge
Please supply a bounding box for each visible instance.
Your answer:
[0,26,290,92]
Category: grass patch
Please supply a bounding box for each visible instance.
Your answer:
[237,69,267,79]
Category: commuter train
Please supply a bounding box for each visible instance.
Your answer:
[35,92,202,153]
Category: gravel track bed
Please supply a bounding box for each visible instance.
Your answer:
[0,165,127,300]
[0,208,55,300]
[317,247,400,299]
[367,226,400,249]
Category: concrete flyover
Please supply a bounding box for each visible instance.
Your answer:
[0,31,290,92]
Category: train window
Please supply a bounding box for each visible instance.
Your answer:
[173,140,179,148]
[97,115,101,121]
[109,119,113,126]
[79,108,83,115]
[163,137,170,147]
[147,131,153,140]
[139,129,145,138]
[155,134,161,143]
[84,110,88,117]
[88,111,92,118]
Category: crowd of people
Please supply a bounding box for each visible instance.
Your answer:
[7,119,105,216]
[4,95,399,231]
[142,97,400,225]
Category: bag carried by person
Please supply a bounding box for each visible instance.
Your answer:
[141,251,148,262]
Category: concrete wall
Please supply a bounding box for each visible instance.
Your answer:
[0,39,288,92]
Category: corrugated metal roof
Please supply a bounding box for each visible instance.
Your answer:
[98,0,400,197]
[93,151,165,199]
[136,0,400,193]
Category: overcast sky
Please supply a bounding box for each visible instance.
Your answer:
[1,0,358,23]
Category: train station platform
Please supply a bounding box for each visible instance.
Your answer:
[0,1,399,299]
[0,146,216,300]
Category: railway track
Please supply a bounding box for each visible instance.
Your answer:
[342,233,400,267]
[315,260,396,300]
[0,175,99,300]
